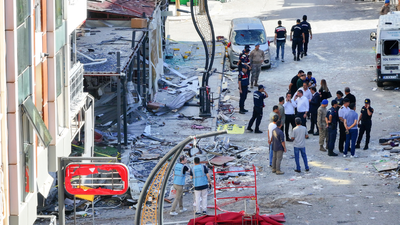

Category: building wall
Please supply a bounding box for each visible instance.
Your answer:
[0,1,9,224]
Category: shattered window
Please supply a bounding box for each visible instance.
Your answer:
[21,96,52,148]
[383,40,399,55]
[232,29,266,46]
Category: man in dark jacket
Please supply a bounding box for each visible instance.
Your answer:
[308,87,320,135]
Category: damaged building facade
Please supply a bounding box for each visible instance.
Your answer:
[3,0,94,224]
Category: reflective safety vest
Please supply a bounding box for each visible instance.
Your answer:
[192,165,208,187]
[173,163,185,185]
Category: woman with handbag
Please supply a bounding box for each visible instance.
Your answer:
[319,79,331,101]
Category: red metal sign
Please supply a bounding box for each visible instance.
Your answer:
[65,163,129,196]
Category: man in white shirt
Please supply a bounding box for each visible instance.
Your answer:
[294,81,312,101]
[283,92,296,141]
[268,115,279,167]
[293,90,309,127]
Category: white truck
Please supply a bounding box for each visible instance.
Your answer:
[371,12,400,87]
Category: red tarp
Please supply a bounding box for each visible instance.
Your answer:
[187,212,285,225]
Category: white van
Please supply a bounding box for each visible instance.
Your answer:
[227,17,271,69]
[371,12,400,87]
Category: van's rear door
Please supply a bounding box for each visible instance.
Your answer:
[380,31,400,77]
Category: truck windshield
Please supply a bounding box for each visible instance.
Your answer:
[383,40,399,55]
[232,29,267,45]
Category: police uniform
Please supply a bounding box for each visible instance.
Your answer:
[291,22,303,60]
[238,45,250,71]
[275,25,286,61]
[317,105,328,151]
[247,89,267,132]
[356,100,374,150]
[326,105,339,156]
[238,69,249,113]
[300,20,311,56]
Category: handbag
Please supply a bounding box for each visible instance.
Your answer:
[326,91,332,99]
[168,186,177,199]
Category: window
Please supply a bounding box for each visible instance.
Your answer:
[70,31,77,67]
[55,0,63,29]
[233,29,267,46]
[383,40,399,55]
[56,48,67,134]
[16,0,29,26]
[17,21,30,75]
[18,69,32,104]
[35,0,41,32]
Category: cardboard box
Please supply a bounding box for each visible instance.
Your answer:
[131,18,147,29]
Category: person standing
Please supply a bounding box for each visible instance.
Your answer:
[271,121,286,175]
[247,85,268,133]
[356,99,374,150]
[270,105,280,122]
[290,19,305,61]
[238,45,250,71]
[319,79,331,102]
[278,97,286,132]
[397,0,400,11]
[170,156,190,216]
[274,20,287,62]
[291,117,310,173]
[338,98,350,153]
[292,90,309,127]
[289,70,304,96]
[344,87,356,105]
[309,87,321,135]
[296,81,312,101]
[300,15,312,57]
[296,73,306,90]
[268,115,279,167]
[326,100,339,156]
[238,65,250,114]
[249,43,264,88]
[381,0,391,15]
[343,103,359,158]
[317,99,329,151]
[190,157,212,216]
[305,71,316,88]
[284,92,296,142]
[335,90,344,107]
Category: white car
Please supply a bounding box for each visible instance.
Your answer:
[227,17,271,69]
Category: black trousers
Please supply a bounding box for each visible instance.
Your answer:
[297,112,307,127]
[292,38,303,57]
[357,120,372,145]
[310,111,319,133]
[285,114,296,138]
[339,122,347,152]
[248,106,263,131]
[328,126,337,151]
[303,37,309,54]
[239,85,248,111]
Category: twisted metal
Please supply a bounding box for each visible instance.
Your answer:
[190,0,215,86]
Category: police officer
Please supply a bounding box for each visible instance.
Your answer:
[274,20,287,62]
[290,19,305,61]
[238,65,250,114]
[326,100,339,156]
[247,85,269,133]
[356,99,374,150]
[238,45,251,71]
[170,155,190,216]
[300,15,312,57]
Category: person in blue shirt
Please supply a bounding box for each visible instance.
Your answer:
[290,19,305,61]
[326,100,339,156]
[300,15,312,57]
[238,65,250,114]
[343,103,359,158]
[247,85,269,133]
[305,71,316,88]
[170,155,190,216]
[190,157,212,216]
